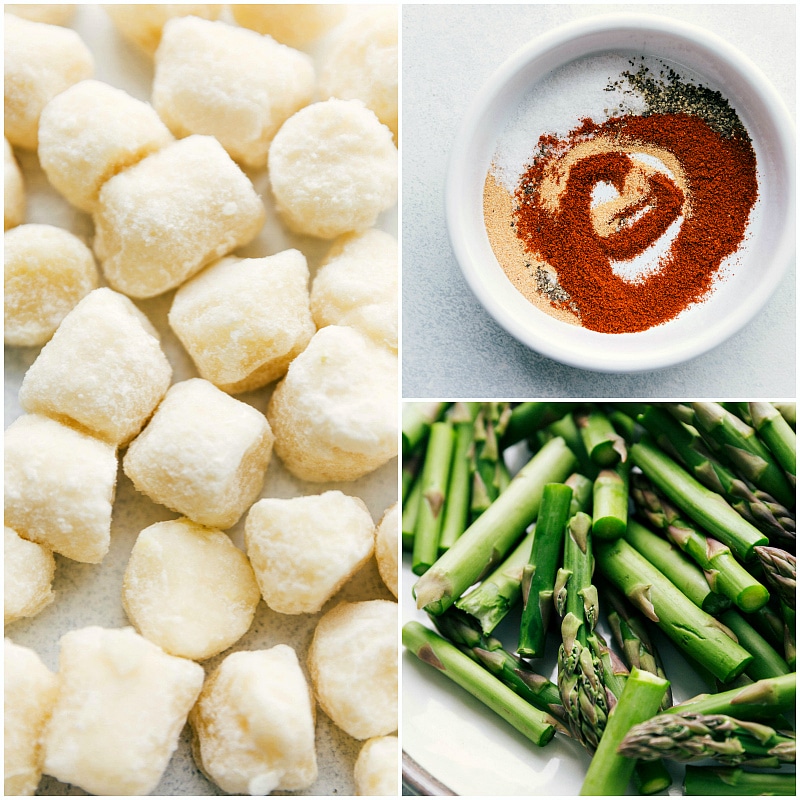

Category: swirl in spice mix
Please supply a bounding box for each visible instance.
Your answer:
[483,60,759,334]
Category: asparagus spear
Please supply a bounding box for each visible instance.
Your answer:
[665,672,796,721]
[402,621,558,746]
[402,468,423,552]
[623,519,730,615]
[456,473,592,634]
[618,711,796,767]
[592,461,630,540]
[690,402,795,509]
[636,405,795,545]
[595,538,753,683]
[538,412,599,480]
[501,401,578,448]
[402,402,446,456]
[576,408,628,467]
[429,608,566,721]
[412,421,455,575]
[579,667,670,796]
[684,766,796,796]
[414,436,576,615]
[773,402,796,430]
[749,402,796,480]
[438,403,478,552]
[630,472,770,612]
[518,482,574,658]
[469,403,512,523]
[754,545,796,609]
[719,610,790,681]
[629,437,768,562]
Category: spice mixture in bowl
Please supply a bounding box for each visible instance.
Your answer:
[447,15,794,370]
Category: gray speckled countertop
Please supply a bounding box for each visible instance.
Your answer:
[401,3,796,398]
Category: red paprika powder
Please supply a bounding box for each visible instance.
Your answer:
[512,112,759,333]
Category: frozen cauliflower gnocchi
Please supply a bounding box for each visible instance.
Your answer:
[103,4,223,56]
[122,518,260,661]
[190,645,318,795]
[354,736,399,796]
[4,639,58,797]
[310,228,398,352]
[169,250,315,394]
[42,626,204,796]
[4,526,55,625]
[268,325,398,482]
[4,138,25,230]
[5,4,76,25]
[93,134,265,298]
[375,502,399,599]
[38,79,173,213]
[123,378,274,529]
[308,600,398,739]
[153,16,315,170]
[268,98,397,239]
[320,5,399,141]
[3,13,94,150]
[245,491,375,615]
[19,287,172,445]
[4,223,99,346]
[4,414,117,564]
[230,4,346,49]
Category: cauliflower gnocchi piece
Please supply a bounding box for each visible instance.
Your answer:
[375,502,398,598]
[4,4,76,25]
[19,287,172,445]
[123,378,274,529]
[93,134,265,298]
[3,13,94,150]
[308,600,397,739]
[4,526,55,625]
[153,16,315,170]
[354,736,399,796]
[268,325,398,482]
[122,518,260,660]
[38,80,173,213]
[230,4,346,49]
[190,645,317,795]
[103,4,223,56]
[42,626,204,796]
[268,98,397,239]
[4,639,58,797]
[4,138,25,230]
[4,414,116,564]
[310,228,398,352]
[4,224,99,346]
[320,5,399,141]
[169,250,315,394]
[245,491,375,615]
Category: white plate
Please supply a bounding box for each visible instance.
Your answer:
[4,6,397,796]
[445,14,795,372]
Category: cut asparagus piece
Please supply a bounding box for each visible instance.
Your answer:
[592,461,630,540]
[402,468,423,552]
[412,421,455,575]
[630,471,770,612]
[629,438,768,562]
[623,519,730,615]
[579,666,670,796]
[518,482,574,658]
[402,402,447,456]
[666,672,795,721]
[577,408,628,467]
[749,402,796,479]
[619,711,796,768]
[414,437,576,616]
[402,621,558,746]
[501,401,578,448]
[683,766,796,796]
[719,610,790,681]
[595,538,753,683]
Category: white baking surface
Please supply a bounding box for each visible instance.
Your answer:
[4,5,398,796]
[402,3,796,397]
